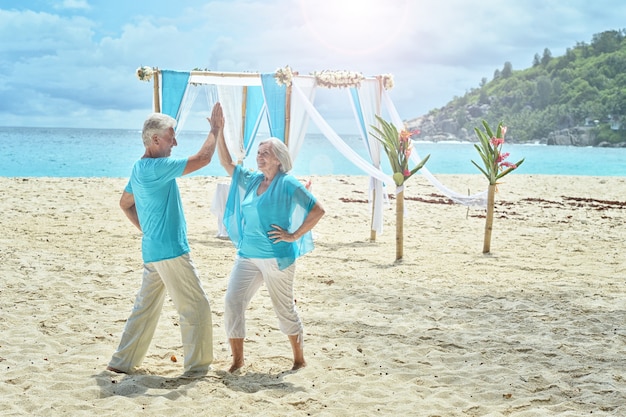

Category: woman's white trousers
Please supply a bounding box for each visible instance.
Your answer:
[224,257,303,339]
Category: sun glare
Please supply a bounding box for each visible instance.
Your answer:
[300,0,409,56]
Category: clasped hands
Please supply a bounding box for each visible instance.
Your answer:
[207,102,224,131]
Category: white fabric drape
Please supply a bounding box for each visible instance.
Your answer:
[381,89,488,208]
[217,85,246,162]
[173,84,198,134]
[288,77,316,161]
[174,84,217,137]
[292,82,395,187]
[349,79,386,235]
[160,70,487,209]
[244,102,267,157]
[203,83,219,112]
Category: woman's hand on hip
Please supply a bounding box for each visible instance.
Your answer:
[268,224,296,243]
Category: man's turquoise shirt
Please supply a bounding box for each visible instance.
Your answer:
[125,157,188,263]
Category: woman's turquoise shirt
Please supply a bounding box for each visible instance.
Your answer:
[223,165,317,269]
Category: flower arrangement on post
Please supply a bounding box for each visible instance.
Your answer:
[136,66,154,82]
[370,115,430,261]
[471,120,525,253]
[380,74,394,91]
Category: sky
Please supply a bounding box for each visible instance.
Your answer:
[1,0,625,132]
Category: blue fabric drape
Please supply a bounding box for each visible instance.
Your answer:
[260,73,286,141]
[161,70,190,120]
[224,165,316,269]
[243,86,265,156]
[350,88,375,160]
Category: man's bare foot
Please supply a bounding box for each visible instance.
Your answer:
[106,366,126,374]
[291,361,306,371]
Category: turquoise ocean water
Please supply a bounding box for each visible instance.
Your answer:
[1,126,625,177]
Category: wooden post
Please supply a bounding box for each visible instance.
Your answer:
[284,82,292,147]
[152,68,161,113]
[396,189,404,260]
[371,76,384,242]
[370,188,377,241]
[482,183,496,253]
[241,86,248,158]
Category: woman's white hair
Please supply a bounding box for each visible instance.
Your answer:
[141,113,177,146]
[260,137,293,173]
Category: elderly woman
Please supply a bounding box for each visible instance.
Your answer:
[217,132,325,373]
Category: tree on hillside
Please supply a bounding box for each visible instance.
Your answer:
[533,53,541,67]
[577,41,592,58]
[591,30,625,54]
[553,48,576,71]
[502,61,513,78]
[420,30,626,145]
[534,76,552,109]
[541,48,552,66]
[607,88,626,116]
[479,89,489,105]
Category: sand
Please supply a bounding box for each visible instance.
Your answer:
[1,174,625,416]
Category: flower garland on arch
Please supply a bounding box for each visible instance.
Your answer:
[380,74,394,90]
[274,65,294,86]
[311,70,365,89]
[274,66,394,90]
[136,66,154,82]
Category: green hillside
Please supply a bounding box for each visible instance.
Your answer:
[415,29,626,146]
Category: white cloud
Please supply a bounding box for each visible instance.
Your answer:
[56,0,91,10]
[1,0,625,129]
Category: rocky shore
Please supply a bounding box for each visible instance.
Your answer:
[406,113,626,147]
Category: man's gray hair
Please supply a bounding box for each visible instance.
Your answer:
[260,137,293,173]
[142,113,177,146]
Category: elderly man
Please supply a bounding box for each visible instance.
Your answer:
[107,103,224,375]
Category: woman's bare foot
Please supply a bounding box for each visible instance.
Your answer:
[228,361,244,373]
[288,334,305,371]
[106,366,126,374]
[228,338,245,373]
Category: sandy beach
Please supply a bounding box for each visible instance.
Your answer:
[1,173,625,416]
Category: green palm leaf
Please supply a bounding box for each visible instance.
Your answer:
[472,120,524,184]
[370,115,429,186]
